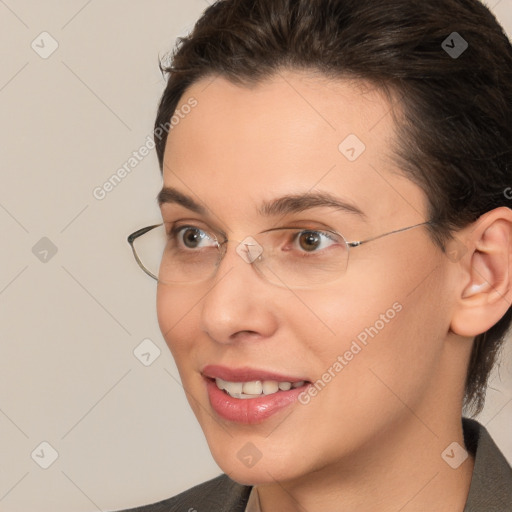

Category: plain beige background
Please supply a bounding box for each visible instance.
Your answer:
[0,1,511,510]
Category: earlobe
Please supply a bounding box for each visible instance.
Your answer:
[450,208,512,338]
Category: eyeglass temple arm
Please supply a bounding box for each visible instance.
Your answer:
[346,220,432,248]
[127,223,163,244]
[127,223,162,281]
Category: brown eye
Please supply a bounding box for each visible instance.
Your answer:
[170,226,217,249]
[298,231,322,252]
[290,229,341,254]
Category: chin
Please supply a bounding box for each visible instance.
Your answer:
[214,456,299,486]
[202,432,306,485]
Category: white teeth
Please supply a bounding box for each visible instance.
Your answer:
[262,381,279,395]
[227,381,243,394]
[216,378,227,391]
[214,378,306,398]
[243,381,263,394]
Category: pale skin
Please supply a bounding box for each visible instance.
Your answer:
[156,69,512,512]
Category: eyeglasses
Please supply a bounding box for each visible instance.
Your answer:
[128,220,433,289]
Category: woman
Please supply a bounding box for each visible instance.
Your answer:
[124,0,512,510]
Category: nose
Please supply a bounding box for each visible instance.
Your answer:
[199,238,279,344]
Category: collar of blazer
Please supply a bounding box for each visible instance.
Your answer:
[462,417,512,511]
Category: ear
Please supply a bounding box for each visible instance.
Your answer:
[450,207,512,337]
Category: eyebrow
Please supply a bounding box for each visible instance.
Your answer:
[157,187,366,219]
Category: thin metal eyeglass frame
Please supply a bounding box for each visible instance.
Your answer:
[127,220,433,282]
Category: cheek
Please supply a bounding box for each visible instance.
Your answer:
[296,248,450,404]
[285,278,449,463]
[156,285,198,363]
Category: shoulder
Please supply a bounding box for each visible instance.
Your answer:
[463,418,512,511]
[114,473,252,512]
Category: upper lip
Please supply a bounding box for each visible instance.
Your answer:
[201,365,309,383]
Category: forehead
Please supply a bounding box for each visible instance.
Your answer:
[162,69,427,227]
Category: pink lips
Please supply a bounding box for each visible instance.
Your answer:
[201,365,311,424]
[201,365,308,383]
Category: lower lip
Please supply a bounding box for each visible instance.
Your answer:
[205,377,310,424]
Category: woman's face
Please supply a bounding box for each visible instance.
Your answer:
[156,70,458,484]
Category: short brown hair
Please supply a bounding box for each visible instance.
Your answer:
[154,0,512,414]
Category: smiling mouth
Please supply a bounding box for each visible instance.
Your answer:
[212,377,309,399]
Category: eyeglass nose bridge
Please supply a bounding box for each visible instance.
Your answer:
[212,235,296,289]
[215,235,265,266]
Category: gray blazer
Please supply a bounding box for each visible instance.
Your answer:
[118,418,512,512]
